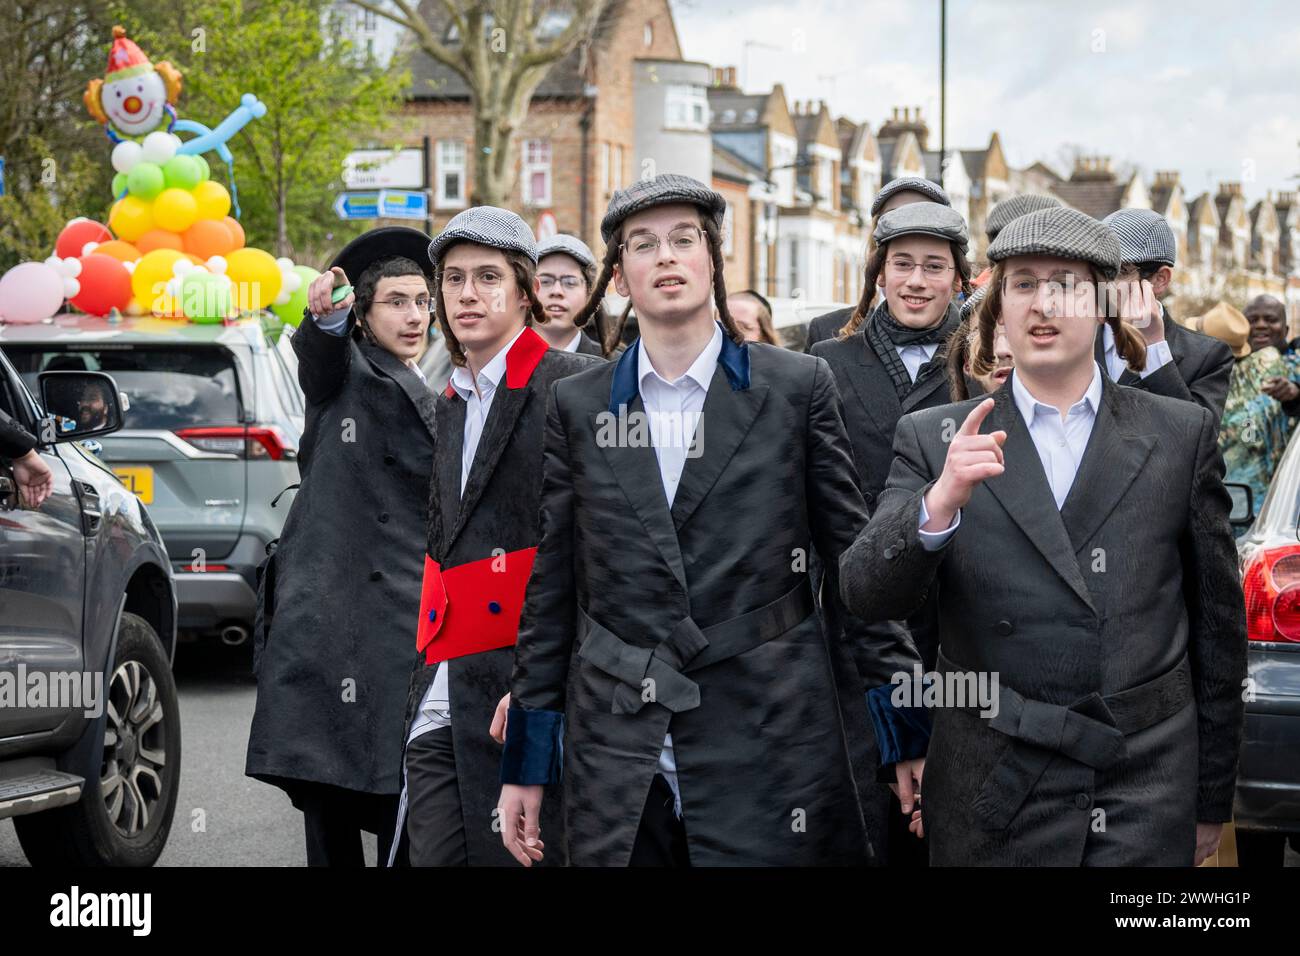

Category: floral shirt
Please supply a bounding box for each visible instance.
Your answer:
[1220,346,1290,514]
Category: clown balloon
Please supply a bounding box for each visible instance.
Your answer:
[83,26,182,143]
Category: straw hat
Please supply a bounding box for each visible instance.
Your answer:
[1188,302,1251,358]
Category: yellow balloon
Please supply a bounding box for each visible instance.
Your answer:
[152,188,199,233]
[109,196,155,243]
[131,248,185,314]
[192,180,232,220]
[226,247,282,311]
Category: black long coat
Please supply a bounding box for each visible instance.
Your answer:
[841,375,1247,865]
[505,334,924,866]
[246,314,436,796]
[402,332,599,865]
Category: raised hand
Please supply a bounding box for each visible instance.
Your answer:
[923,398,1006,531]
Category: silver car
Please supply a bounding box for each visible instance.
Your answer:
[2,313,303,647]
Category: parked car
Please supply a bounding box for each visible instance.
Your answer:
[1232,442,1300,866]
[1,313,303,647]
[0,346,180,864]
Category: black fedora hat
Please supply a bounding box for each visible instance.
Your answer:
[330,226,435,282]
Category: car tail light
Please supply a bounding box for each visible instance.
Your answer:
[1241,544,1300,643]
[178,562,229,573]
[175,426,296,460]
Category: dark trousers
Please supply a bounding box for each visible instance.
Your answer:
[405,726,469,866]
[296,781,400,867]
[629,773,690,867]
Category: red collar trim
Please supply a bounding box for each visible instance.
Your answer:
[504,326,549,389]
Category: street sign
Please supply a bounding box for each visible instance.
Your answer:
[343,148,425,189]
[378,189,428,220]
[334,191,380,220]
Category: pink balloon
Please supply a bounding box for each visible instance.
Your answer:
[0,261,66,324]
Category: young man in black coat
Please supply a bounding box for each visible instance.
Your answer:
[1100,208,1232,426]
[246,227,437,866]
[532,233,609,358]
[841,206,1247,866]
[394,208,599,866]
[496,174,927,867]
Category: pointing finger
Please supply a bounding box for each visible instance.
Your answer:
[958,397,996,438]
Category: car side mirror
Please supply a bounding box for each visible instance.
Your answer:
[1224,482,1254,528]
[38,370,124,441]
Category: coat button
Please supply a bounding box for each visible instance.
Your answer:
[894,537,906,550]
[378,512,390,523]
[488,601,501,614]
[370,570,383,582]
[863,492,874,504]
[383,454,396,465]
[883,547,897,560]
[1074,793,1091,810]
[995,619,1013,636]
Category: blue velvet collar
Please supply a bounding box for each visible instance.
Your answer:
[607,321,750,413]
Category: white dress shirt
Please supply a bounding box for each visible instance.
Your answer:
[898,343,940,382]
[407,327,526,744]
[918,365,1104,549]
[637,322,722,817]
[560,329,584,353]
[1102,320,1173,382]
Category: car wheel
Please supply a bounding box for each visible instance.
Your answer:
[14,611,181,866]
[1235,828,1287,868]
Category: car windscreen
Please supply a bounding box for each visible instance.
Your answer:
[6,344,243,429]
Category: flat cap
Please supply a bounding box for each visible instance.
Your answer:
[985,193,1062,241]
[870,176,951,218]
[1102,208,1176,267]
[536,233,596,270]
[959,282,989,321]
[873,201,969,254]
[600,173,726,245]
[986,206,1122,279]
[428,206,538,265]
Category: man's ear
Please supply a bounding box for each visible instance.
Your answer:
[613,262,629,297]
[1152,266,1173,298]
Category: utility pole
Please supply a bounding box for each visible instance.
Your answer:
[939,0,947,188]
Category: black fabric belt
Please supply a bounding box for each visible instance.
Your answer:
[937,649,1194,829]
[577,579,815,716]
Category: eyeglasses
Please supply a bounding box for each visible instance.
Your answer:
[441,270,504,293]
[373,296,433,313]
[621,225,704,260]
[1001,274,1093,299]
[538,274,584,291]
[885,257,954,279]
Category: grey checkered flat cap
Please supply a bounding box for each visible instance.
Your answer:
[874,201,969,254]
[1102,208,1176,267]
[428,206,539,265]
[537,233,596,269]
[986,193,1062,241]
[986,206,1122,279]
[960,282,989,321]
[600,174,726,244]
[870,176,951,218]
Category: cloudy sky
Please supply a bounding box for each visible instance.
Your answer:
[670,0,1300,204]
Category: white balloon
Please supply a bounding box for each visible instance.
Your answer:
[63,258,83,278]
[274,290,292,306]
[123,260,137,274]
[82,241,100,256]
[206,255,228,274]
[166,133,183,154]
[141,131,177,165]
[281,272,302,293]
[44,255,61,268]
[64,277,80,298]
[111,141,143,173]
[275,257,294,271]
[165,277,181,298]
[173,259,194,276]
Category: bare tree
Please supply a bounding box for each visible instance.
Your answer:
[350,0,607,207]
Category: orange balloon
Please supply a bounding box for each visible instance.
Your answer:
[184,254,205,265]
[137,229,185,254]
[93,239,141,262]
[182,219,236,260]
[223,216,245,251]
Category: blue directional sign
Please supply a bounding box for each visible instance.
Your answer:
[378,189,428,220]
[334,191,380,220]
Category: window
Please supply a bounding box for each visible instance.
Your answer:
[644,22,653,47]
[665,85,708,131]
[721,109,736,124]
[436,140,466,208]
[742,108,758,124]
[614,144,624,190]
[818,157,833,206]
[599,142,611,195]
[522,139,552,206]
[723,202,735,258]
[363,9,376,31]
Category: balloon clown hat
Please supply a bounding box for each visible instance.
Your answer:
[85,26,182,140]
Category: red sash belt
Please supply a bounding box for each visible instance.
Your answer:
[415,546,538,665]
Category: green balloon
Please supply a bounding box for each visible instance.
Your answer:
[271,265,319,327]
[112,172,128,197]
[180,271,231,323]
[194,154,211,183]
[164,155,203,191]
[126,162,165,200]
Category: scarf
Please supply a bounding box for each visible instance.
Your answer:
[865,299,961,400]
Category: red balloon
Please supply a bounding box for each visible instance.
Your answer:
[55,219,113,259]
[70,254,132,316]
